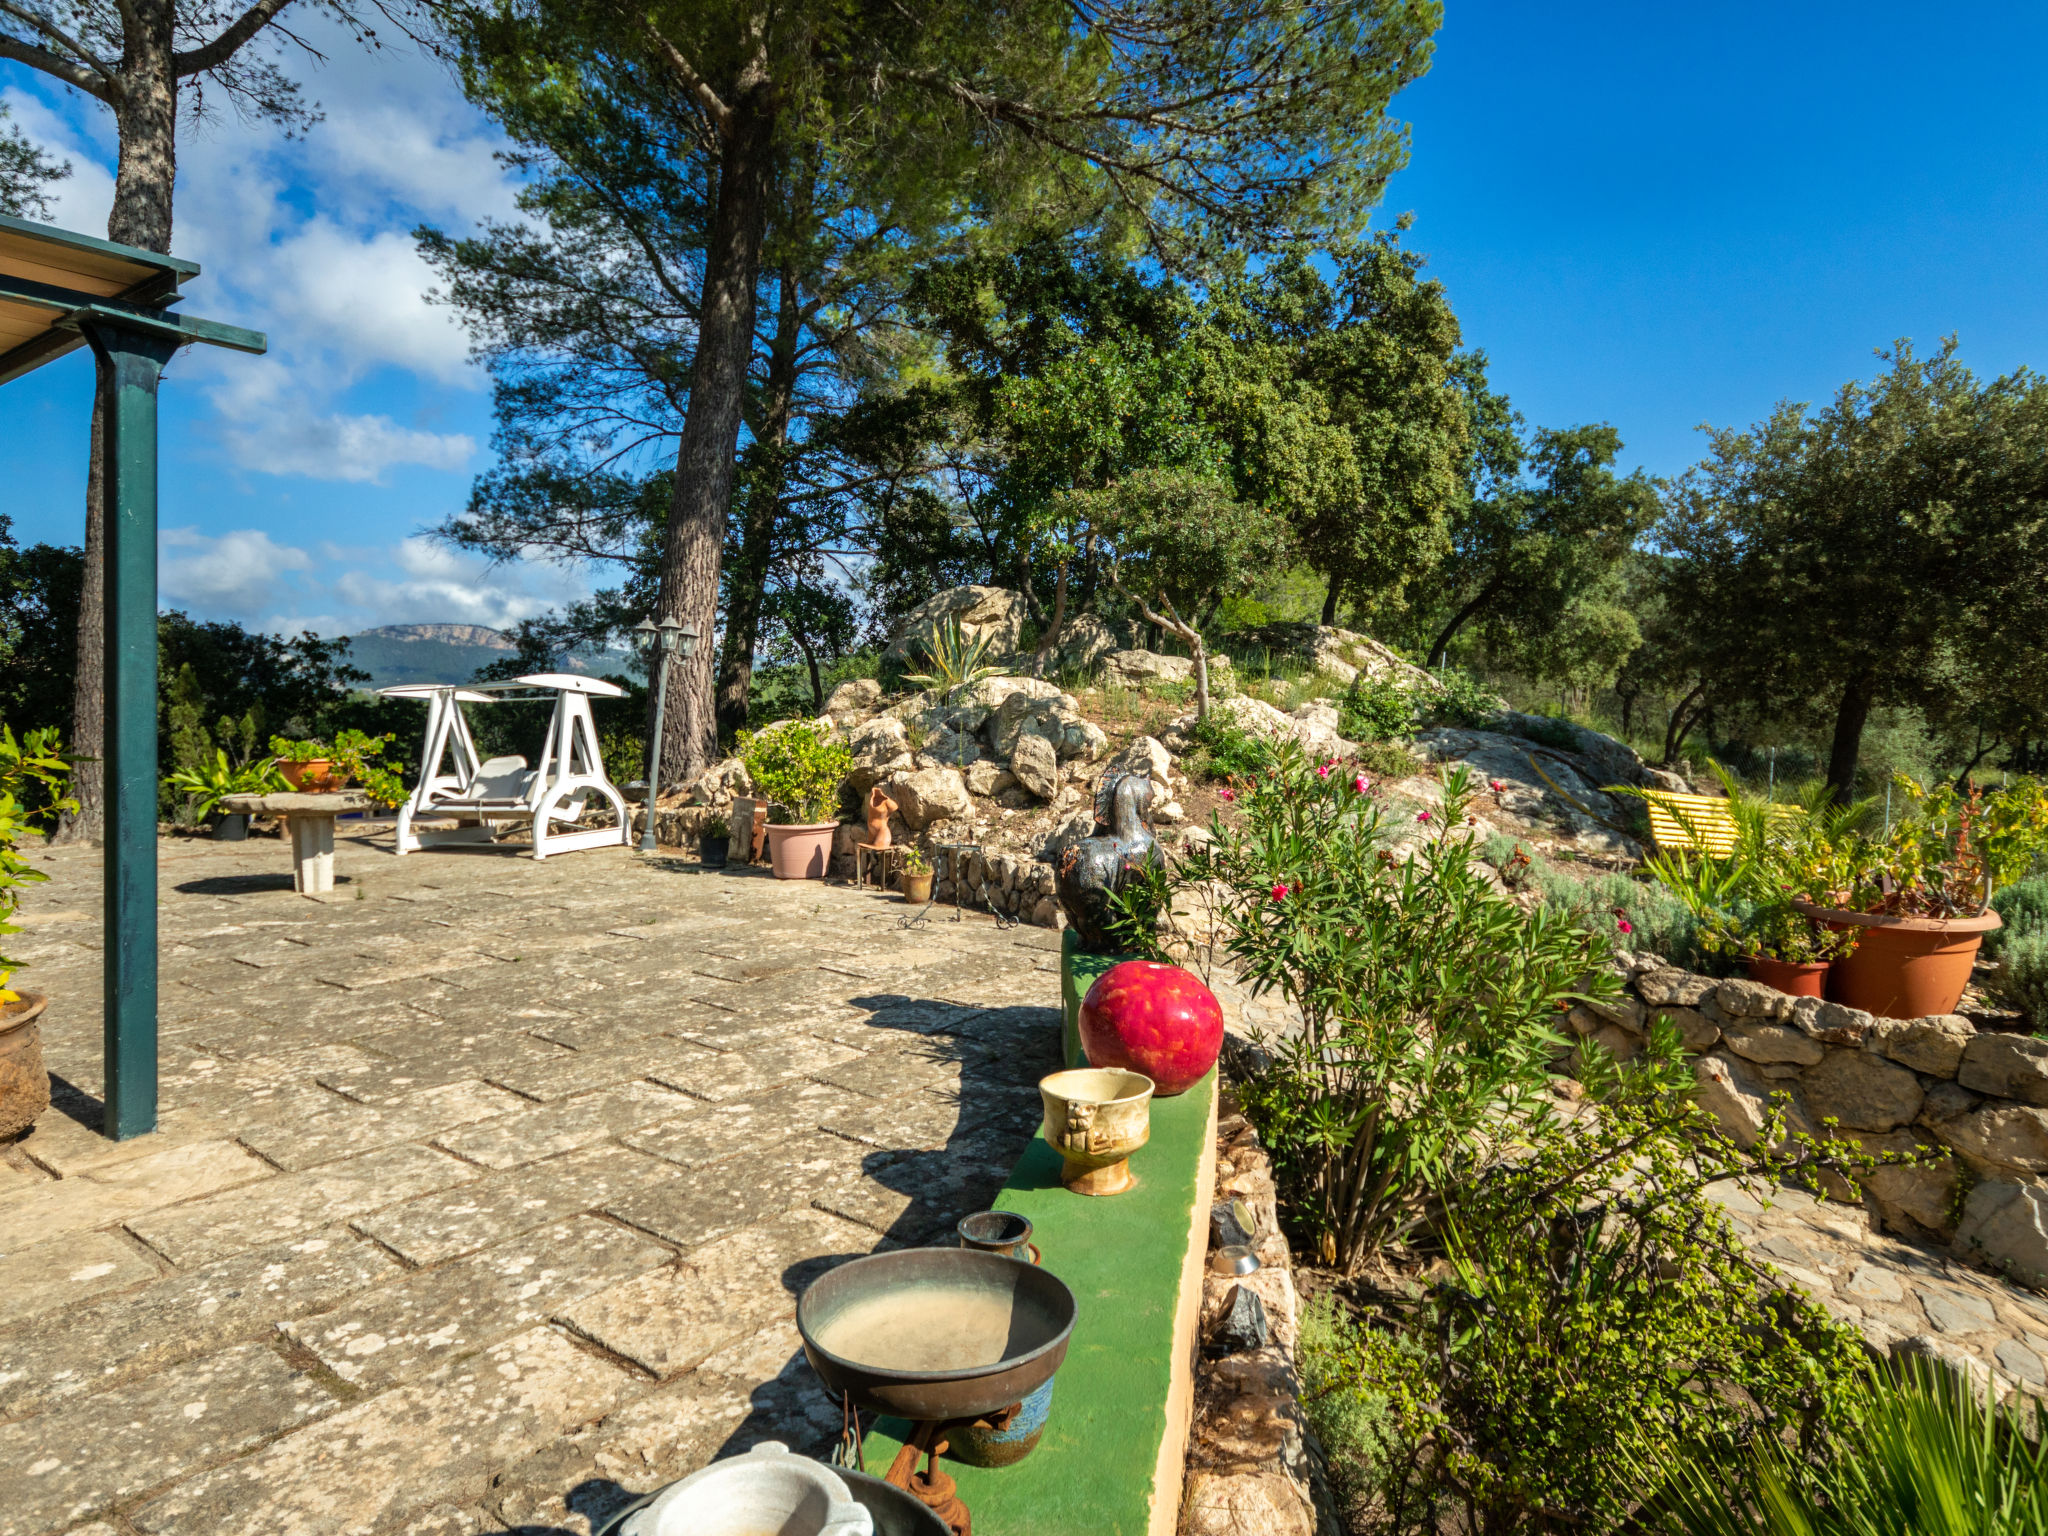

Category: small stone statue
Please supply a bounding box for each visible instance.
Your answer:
[865,784,898,848]
[1055,772,1162,952]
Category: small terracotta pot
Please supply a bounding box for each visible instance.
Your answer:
[1746,955,1830,998]
[764,821,837,880]
[1792,900,2002,1019]
[0,991,51,1140]
[276,759,349,793]
[901,869,933,903]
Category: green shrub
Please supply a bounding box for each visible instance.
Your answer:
[1181,711,1279,782]
[1988,875,2048,955]
[1645,1355,2048,1536]
[1322,1047,1879,1536]
[738,720,853,823]
[1990,929,2048,1030]
[1416,666,1498,730]
[1353,739,1422,781]
[1175,751,1613,1269]
[1298,1294,1404,1521]
[1486,836,1705,966]
[1519,712,1584,752]
[1339,674,1417,743]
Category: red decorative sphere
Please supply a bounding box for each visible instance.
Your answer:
[1078,961,1224,1096]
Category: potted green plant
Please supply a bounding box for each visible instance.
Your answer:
[1634,768,1862,996]
[166,750,288,838]
[268,731,406,805]
[0,728,74,1139]
[900,845,933,904]
[1792,775,2048,1017]
[700,815,730,869]
[738,722,854,880]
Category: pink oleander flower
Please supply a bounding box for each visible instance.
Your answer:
[1218,787,1236,802]
[1316,763,1331,779]
[1489,778,1506,792]
[1617,917,1634,935]
[1269,882,1289,902]
[1353,774,1371,794]
[1416,809,1433,823]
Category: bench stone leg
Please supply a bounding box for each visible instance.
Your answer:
[290,814,337,895]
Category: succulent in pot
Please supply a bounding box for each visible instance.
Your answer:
[739,722,853,880]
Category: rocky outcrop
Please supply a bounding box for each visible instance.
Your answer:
[1593,955,2048,1286]
[1227,622,1437,693]
[1102,649,1235,691]
[883,585,1027,662]
[885,767,972,830]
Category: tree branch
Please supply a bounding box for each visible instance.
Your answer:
[0,3,120,97]
[639,21,731,137]
[172,0,299,78]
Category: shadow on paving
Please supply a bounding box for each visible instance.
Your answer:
[692,994,1059,1481]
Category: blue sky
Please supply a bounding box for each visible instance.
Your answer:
[2,1,2045,635]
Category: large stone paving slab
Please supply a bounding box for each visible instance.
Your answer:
[0,831,1053,1533]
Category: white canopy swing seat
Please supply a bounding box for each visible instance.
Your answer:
[378,673,633,859]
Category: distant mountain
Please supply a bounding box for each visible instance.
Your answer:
[338,624,632,689]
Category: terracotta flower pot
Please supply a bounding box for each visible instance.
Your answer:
[1792,900,2002,1019]
[765,821,837,880]
[901,869,933,904]
[1745,955,1830,998]
[276,759,349,793]
[0,991,51,1140]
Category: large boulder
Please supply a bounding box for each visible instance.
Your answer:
[1953,1179,2048,1290]
[1287,700,1358,759]
[1933,1104,2048,1173]
[684,757,751,807]
[1037,614,1124,676]
[1414,724,1643,857]
[990,691,1106,761]
[1101,649,1235,692]
[1799,1051,1925,1133]
[884,585,1028,663]
[887,767,973,830]
[1009,735,1060,801]
[1883,1016,1976,1079]
[1106,735,1176,799]
[948,676,1062,713]
[821,678,882,721]
[1957,1034,2048,1106]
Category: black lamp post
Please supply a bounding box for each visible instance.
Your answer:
[632,615,699,852]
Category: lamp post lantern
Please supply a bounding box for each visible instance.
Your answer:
[633,616,699,852]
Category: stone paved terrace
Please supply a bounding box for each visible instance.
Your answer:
[0,824,1067,1535]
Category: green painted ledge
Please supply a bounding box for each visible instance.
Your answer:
[861,1066,1218,1536]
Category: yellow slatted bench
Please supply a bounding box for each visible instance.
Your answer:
[1641,791,1799,854]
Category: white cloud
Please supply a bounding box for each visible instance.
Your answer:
[159,527,315,614]
[158,529,591,636]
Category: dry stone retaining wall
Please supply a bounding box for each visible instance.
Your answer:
[1586,955,2048,1294]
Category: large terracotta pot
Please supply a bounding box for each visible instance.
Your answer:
[0,991,51,1140]
[276,759,349,793]
[1746,955,1830,999]
[1792,900,2001,1019]
[765,821,837,880]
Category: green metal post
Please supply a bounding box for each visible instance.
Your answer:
[83,323,180,1139]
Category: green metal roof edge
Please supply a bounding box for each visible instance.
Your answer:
[0,211,201,279]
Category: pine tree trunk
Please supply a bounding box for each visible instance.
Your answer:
[654,90,775,786]
[714,267,799,743]
[56,7,177,845]
[1321,574,1339,626]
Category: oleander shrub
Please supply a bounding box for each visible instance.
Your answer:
[1176,749,1614,1270]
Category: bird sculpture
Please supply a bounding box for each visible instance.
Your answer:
[1055,772,1161,953]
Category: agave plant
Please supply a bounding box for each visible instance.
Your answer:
[901,619,1011,692]
[1644,1358,2048,1536]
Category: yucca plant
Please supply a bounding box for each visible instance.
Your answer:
[1644,1358,2048,1536]
[901,619,1011,692]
